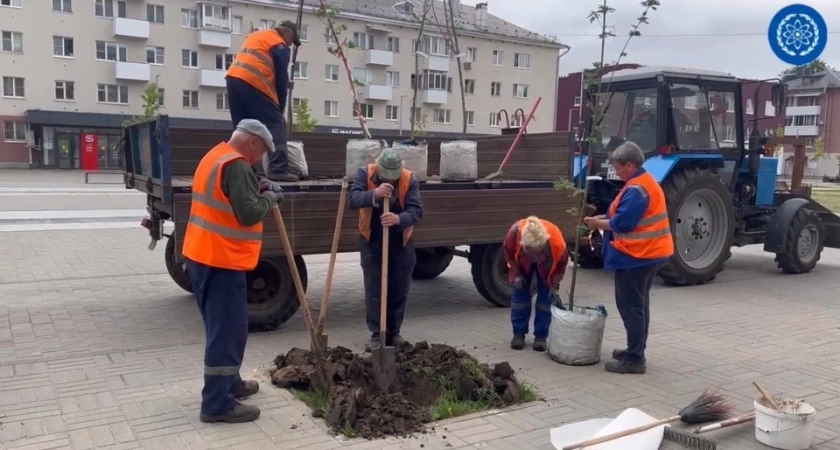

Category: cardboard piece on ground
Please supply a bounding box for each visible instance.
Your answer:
[550,408,666,450]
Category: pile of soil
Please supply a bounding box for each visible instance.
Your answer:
[270,341,524,439]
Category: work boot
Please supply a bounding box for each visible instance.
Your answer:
[612,349,626,361]
[604,360,646,375]
[199,402,261,424]
[232,380,259,399]
[510,335,525,350]
[533,338,547,352]
[366,336,380,353]
[267,172,299,182]
[388,335,408,347]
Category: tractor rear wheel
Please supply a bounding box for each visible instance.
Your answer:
[164,236,193,294]
[659,168,735,286]
[775,208,825,274]
[412,247,455,280]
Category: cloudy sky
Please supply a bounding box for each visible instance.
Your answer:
[460,0,839,79]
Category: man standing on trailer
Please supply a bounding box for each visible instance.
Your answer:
[181,119,285,424]
[348,149,424,350]
[583,141,673,375]
[226,20,302,182]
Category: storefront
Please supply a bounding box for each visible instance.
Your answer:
[38,127,124,170]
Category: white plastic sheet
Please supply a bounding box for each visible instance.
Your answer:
[440,140,478,182]
[550,408,666,450]
[287,141,308,178]
[547,304,607,366]
[392,140,429,182]
[345,139,385,178]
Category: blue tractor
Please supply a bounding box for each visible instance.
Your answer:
[570,66,840,285]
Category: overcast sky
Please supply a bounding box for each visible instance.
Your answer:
[460,0,839,79]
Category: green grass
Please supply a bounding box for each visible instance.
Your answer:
[291,388,331,417]
[811,189,840,212]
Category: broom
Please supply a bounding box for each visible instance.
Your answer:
[562,389,734,449]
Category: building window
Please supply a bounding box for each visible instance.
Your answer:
[3,121,25,142]
[422,35,449,56]
[432,109,451,124]
[352,32,374,50]
[324,100,339,117]
[805,137,815,148]
[464,79,475,94]
[325,64,339,81]
[387,36,400,53]
[807,96,819,106]
[182,49,199,68]
[465,111,474,126]
[514,53,530,69]
[786,96,795,107]
[182,90,199,108]
[95,0,126,18]
[291,62,308,79]
[97,83,128,104]
[216,92,229,111]
[573,89,581,106]
[746,99,754,115]
[299,24,309,42]
[386,71,399,87]
[425,70,448,90]
[489,112,499,127]
[492,50,503,66]
[158,88,165,106]
[52,36,74,57]
[684,95,697,109]
[215,53,233,70]
[725,96,735,112]
[1,0,22,7]
[513,84,529,99]
[54,80,75,100]
[490,81,501,96]
[324,27,336,45]
[202,3,230,30]
[291,98,301,114]
[95,41,126,62]
[52,0,72,13]
[260,19,276,30]
[385,105,399,121]
[232,16,242,34]
[352,68,373,85]
[353,103,374,119]
[411,39,418,55]
[181,8,198,28]
[146,46,164,65]
[465,47,477,62]
[765,100,776,116]
[146,4,164,24]
[1,31,23,53]
[2,76,24,98]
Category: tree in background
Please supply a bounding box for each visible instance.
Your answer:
[123,82,162,126]
[779,58,836,80]
[292,98,318,133]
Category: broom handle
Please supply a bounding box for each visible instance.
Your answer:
[561,416,681,450]
[753,381,780,410]
[693,412,755,434]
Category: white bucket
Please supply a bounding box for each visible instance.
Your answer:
[754,398,816,450]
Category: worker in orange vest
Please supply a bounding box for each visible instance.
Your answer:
[226,20,302,182]
[348,149,424,351]
[181,119,284,424]
[584,141,674,375]
[503,216,570,352]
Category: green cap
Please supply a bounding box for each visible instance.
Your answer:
[376,148,404,181]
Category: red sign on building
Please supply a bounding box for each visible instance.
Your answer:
[80,133,99,170]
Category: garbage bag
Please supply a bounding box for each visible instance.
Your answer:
[548,304,608,366]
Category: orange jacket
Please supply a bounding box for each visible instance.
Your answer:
[358,164,415,246]
[607,171,674,260]
[503,218,568,286]
[226,29,286,104]
[181,142,263,270]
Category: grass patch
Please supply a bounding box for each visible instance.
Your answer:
[291,388,331,417]
[811,189,840,212]
[430,380,541,421]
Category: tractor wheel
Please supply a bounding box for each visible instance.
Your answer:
[775,208,825,274]
[245,256,307,333]
[659,168,735,286]
[164,236,193,294]
[412,247,455,280]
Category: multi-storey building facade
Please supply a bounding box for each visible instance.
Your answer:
[782,70,840,178]
[0,0,566,169]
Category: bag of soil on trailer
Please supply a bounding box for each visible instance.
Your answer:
[270,342,530,439]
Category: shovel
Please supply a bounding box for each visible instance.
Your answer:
[312,178,348,352]
[271,203,331,393]
[371,199,397,391]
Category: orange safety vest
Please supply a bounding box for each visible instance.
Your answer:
[226,29,286,104]
[181,142,264,271]
[607,171,674,260]
[358,164,414,246]
[511,218,567,279]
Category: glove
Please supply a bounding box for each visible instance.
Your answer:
[550,290,566,310]
[261,190,285,205]
[512,275,525,291]
[259,177,284,193]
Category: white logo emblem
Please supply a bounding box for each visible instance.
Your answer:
[775,13,820,57]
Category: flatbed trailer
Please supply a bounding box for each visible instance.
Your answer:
[124,116,577,332]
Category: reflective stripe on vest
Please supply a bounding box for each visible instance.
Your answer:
[511,218,567,278]
[226,30,284,104]
[358,164,414,246]
[607,172,674,259]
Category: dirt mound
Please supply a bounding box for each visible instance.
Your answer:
[270,342,524,439]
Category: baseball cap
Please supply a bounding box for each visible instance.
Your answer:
[377,148,404,180]
[279,20,302,46]
[236,119,275,153]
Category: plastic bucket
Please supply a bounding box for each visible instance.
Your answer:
[754,398,816,450]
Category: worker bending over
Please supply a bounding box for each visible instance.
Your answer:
[503,216,569,352]
[181,119,285,423]
[348,149,424,350]
[584,141,673,374]
[226,20,302,182]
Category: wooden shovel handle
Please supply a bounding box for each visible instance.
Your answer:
[379,199,390,336]
[562,416,681,450]
[753,381,780,410]
[315,179,348,335]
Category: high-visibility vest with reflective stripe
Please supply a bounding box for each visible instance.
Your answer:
[226,29,286,104]
[182,142,264,270]
[607,171,675,260]
[358,164,414,246]
[510,218,567,279]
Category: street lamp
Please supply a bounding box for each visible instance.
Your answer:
[399,94,409,136]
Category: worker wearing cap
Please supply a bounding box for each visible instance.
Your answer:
[503,216,569,352]
[583,141,673,375]
[226,20,303,182]
[181,119,285,424]
[348,149,424,350]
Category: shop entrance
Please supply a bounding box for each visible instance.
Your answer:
[56,132,79,169]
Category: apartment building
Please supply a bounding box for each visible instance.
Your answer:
[782,70,840,178]
[0,0,566,169]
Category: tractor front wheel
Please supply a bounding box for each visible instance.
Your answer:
[775,208,825,274]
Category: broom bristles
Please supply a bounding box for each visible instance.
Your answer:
[678,388,734,424]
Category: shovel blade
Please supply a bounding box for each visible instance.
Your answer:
[371,346,397,391]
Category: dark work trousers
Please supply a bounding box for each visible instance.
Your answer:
[185,259,249,416]
[510,265,554,339]
[359,236,416,338]
[614,263,662,364]
[225,77,290,176]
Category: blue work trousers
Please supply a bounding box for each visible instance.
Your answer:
[510,266,557,339]
[226,77,289,175]
[186,259,249,416]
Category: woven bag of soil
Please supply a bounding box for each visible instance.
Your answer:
[287,141,309,178]
[345,139,386,178]
[392,140,429,183]
[548,304,608,366]
[439,140,478,182]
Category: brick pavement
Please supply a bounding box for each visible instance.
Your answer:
[1,228,840,449]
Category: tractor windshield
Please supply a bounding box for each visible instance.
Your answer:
[590,87,658,153]
[669,83,737,150]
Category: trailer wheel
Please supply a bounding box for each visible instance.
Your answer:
[659,168,735,286]
[470,244,538,307]
[246,256,307,333]
[775,208,825,274]
[164,236,193,294]
[412,247,455,280]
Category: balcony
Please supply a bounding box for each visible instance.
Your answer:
[422,89,447,104]
[199,28,231,48]
[784,125,820,137]
[113,18,150,39]
[199,70,226,88]
[115,62,150,82]
[421,55,450,72]
[785,105,821,116]
[365,49,393,66]
[363,84,392,102]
